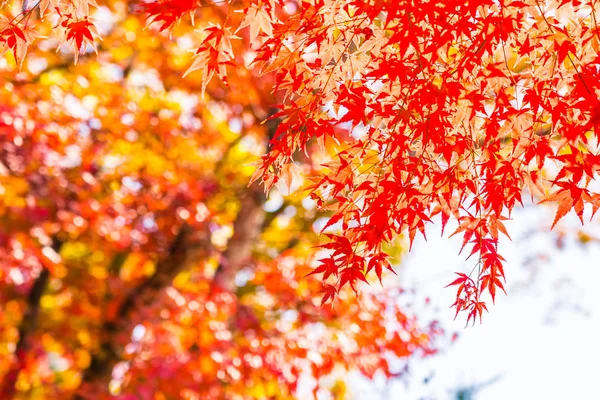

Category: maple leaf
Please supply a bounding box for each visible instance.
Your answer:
[0,17,31,69]
[275,162,302,194]
[320,283,337,305]
[307,256,338,280]
[366,253,395,284]
[184,24,238,95]
[479,273,506,304]
[466,301,488,326]
[141,0,198,31]
[339,267,368,294]
[58,16,99,64]
[543,188,575,229]
[444,272,472,289]
[237,3,275,47]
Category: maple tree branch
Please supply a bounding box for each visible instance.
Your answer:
[1,238,63,399]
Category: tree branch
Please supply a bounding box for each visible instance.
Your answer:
[211,183,267,293]
[210,111,280,293]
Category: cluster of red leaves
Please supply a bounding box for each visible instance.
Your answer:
[0,0,100,66]
[242,0,600,322]
[140,0,199,31]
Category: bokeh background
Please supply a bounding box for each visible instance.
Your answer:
[1,1,598,399]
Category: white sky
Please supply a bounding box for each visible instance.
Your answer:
[348,202,600,399]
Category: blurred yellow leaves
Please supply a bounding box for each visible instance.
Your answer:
[109,140,172,177]
[76,331,92,348]
[0,176,28,208]
[331,379,347,399]
[247,380,281,398]
[61,242,89,261]
[119,253,155,281]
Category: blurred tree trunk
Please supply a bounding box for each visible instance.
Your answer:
[74,117,276,397]
[75,183,266,398]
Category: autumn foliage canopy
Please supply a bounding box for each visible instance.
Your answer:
[0,0,599,398]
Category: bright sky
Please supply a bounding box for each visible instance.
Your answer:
[347,202,600,399]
